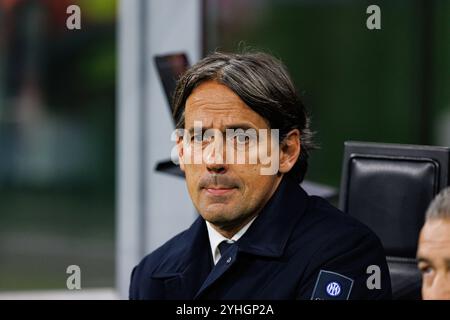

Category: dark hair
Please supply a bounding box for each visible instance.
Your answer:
[172,51,315,183]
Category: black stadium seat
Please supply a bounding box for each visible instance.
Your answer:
[339,141,450,299]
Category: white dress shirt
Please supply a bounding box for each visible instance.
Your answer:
[206,216,257,265]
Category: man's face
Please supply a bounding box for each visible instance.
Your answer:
[417,218,450,300]
[177,81,283,232]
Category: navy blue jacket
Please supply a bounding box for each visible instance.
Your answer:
[129,177,392,300]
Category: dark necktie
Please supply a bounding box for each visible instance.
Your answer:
[218,240,234,256]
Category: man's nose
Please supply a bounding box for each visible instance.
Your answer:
[204,136,228,174]
[206,162,227,174]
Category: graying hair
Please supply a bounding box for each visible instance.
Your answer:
[172,51,316,183]
[425,187,450,221]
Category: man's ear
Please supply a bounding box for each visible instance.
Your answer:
[176,136,186,172]
[278,129,301,174]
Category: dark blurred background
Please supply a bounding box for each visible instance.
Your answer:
[0,0,449,293]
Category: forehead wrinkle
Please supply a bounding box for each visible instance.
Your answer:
[188,99,240,110]
[188,115,261,133]
[187,106,261,130]
[418,242,450,263]
[420,220,450,241]
[187,81,248,111]
[187,100,248,119]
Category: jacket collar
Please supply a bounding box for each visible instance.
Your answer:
[236,176,309,258]
[151,216,213,299]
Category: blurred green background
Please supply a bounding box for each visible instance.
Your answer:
[204,0,450,187]
[0,0,116,290]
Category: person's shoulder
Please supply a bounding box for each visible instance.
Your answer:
[133,227,191,276]
[292,195,392,299]
[312,195,373,232]
[129,225,195,299]
[295,194,382,251]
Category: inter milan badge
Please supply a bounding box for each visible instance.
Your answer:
[326,282,341,297]
[311,270,354,300]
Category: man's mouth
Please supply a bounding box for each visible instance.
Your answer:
[203,186,236,196]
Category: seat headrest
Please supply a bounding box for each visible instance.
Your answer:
[340,142,450,258]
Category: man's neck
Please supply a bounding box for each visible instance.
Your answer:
[211,213,258,239]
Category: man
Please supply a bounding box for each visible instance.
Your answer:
[129,51,392,300]
[417,187,450,300]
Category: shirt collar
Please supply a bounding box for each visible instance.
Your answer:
[206,216,257,265]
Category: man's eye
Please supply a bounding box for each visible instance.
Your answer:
[419,265,434,276]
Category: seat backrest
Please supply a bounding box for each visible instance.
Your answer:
[339,141,450,299]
